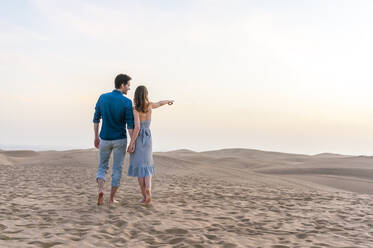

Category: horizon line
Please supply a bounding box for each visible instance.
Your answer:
[1,145,370,157]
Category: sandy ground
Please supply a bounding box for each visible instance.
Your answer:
[0,148,373,248]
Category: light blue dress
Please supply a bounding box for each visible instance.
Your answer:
[127,120,155,177]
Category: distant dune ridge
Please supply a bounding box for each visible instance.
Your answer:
[0,148,373,247]
[0,153,12,166]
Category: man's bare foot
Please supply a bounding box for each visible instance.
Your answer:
[145,188,152,205]
[109,198,119,205]
[97,192,104,205]
[138,198,145,203]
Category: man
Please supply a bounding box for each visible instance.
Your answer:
[93,74,134,205]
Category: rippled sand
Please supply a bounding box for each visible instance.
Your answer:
[0,148,373,247]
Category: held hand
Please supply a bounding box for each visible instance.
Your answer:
[94,137,100,149]
[168,100,174,105]
[127,142,135,153]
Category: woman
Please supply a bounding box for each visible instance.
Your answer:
[127,85,174,204]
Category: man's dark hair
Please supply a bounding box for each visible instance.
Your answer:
[115,74,131,89]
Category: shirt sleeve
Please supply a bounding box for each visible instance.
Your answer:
[125,100,134,129]
[93,96,102,123]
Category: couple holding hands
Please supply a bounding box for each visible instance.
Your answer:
[93,74,174,205]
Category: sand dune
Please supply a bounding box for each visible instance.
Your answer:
[0,148,373,247]
[0,150,40,157]
[313,152,352,158]
[0,153,12,166]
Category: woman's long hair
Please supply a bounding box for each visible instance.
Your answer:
[134,85,150,113]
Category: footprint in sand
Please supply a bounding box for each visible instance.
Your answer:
[28,241,64,247]
[168,237,185,244]
[165,228,189,235]
[113,219,128,228]
[295,233,308,239]
[204,234,219,240]
[271,245,290,248]
[0,224,7,231]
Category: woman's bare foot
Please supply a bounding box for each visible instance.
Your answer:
[138,198,146,203]
[145,188,152,205]
[97,192,104,205]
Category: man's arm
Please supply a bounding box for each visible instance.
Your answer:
[94,123,100,148]
[125,100,135,137]
[93,96,102,148]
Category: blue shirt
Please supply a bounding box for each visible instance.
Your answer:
[93,90,134,140]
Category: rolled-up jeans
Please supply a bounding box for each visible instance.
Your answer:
[96,138,127,187]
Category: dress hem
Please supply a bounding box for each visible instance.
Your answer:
[127,165,155,177]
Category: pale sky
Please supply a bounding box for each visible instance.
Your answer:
[1,0,373,155]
